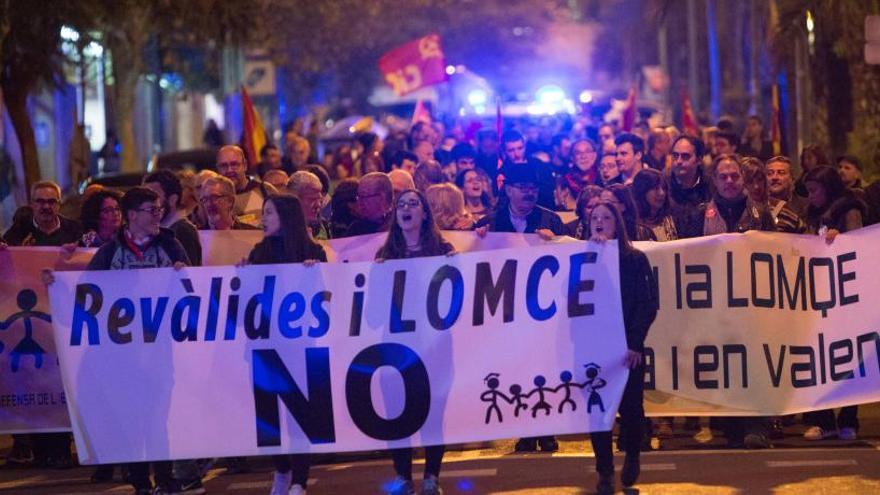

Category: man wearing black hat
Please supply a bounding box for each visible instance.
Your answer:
[475,165,564,236]
[474,162,563,454]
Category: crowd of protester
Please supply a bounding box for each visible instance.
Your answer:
[2,109,880,495]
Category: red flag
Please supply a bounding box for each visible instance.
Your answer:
[411,99,432,125]
[681,88,700,137]
[621,86,638,132]
[771,84,783,155]
[240,85,266,170]
[379,34,448,96]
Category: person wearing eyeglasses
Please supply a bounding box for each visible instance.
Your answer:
[87,187,190,271]
[474,165,563,454]
[667,135,712,239]
[343,172,394,237]
[79,186,190,494]
[143,170,202,267]
[215,145,277,228]
[2,180,82,471]
[198,176,259,231]
[77,188,123,248]
[3,181,82,247]
[375,188,455,495]
[475,165,564,240]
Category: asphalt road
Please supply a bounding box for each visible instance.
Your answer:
[1,407,879,494]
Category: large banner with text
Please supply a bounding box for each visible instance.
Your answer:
[6,226,880,438]
[641,228,880,415]
[48,242,626,463]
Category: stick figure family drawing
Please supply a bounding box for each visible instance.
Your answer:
[480,364,607,424]
[0,289,52,372]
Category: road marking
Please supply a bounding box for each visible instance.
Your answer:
[766,460,858,468]
[227,479,317,490]
[639,463,677,471]
[0,475,46,489]
[421,468,497,478]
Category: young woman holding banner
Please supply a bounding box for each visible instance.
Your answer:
[801,165,866,441]
[586,201,658,495]
[376,189,455,495]
[243,194,326,495]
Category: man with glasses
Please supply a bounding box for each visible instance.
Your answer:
[4,181,81,246]
[199,176,259,231]
[343,172,394,237]
[88,187,190,271]
[2,180,80,469]
[667,135,712,238]
[215,145,276,228]
[83,186,192,494]
[476,165,563,453]
[477,165,563,236]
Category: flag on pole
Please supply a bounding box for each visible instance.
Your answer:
[240,85,266,170]
[771,84,783,156]
[621,85,638,132]
[681,87,700,137]
[379,34,448,96]
[412,99,432,125]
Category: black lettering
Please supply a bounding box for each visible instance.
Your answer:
[473,260,517,325]
[345,343,430,440]
[108,298,134,344]
[829,339,854,381]
[694,345,719,389]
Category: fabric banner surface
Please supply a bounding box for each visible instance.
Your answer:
[641,228,880,416]
[7,226,880,437]
[0,248,76,432]
[48,242,626,464]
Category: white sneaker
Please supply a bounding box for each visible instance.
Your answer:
[803,426,837,440]
[288,483,306,495]
[270,471,292,495]
[838,427,857,441]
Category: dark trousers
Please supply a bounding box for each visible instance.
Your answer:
[805,406,859,430]
[721,417,768,444]
[128,461,173,490]
[590,365,644,476]
[273,455,311,487]
[391,446,445,480]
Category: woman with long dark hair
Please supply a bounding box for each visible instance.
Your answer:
[631,169,677,241]
[376,189,454,495]
[799,165,866,442]
[587,201,657,494]
[78,189,123,248]
[601,184,655,241]
[244,194,325,495]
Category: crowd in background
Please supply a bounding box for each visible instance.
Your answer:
[2,109,879,495]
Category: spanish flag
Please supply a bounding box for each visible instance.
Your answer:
[241,85,266,170]
[771,84,783,156]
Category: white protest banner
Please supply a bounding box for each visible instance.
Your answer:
[48,241,626,464]
[0,248,74,432]
[639,227,880,416]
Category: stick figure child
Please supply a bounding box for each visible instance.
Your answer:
[480,373,511,424]
[508,384,529,417]
[553,370,578,413]
[526,375,554,418]
[0,289,51,372]
[578,363,606,413]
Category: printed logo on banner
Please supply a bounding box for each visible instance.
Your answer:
[0,289,53,372]
[480,364,607,424]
